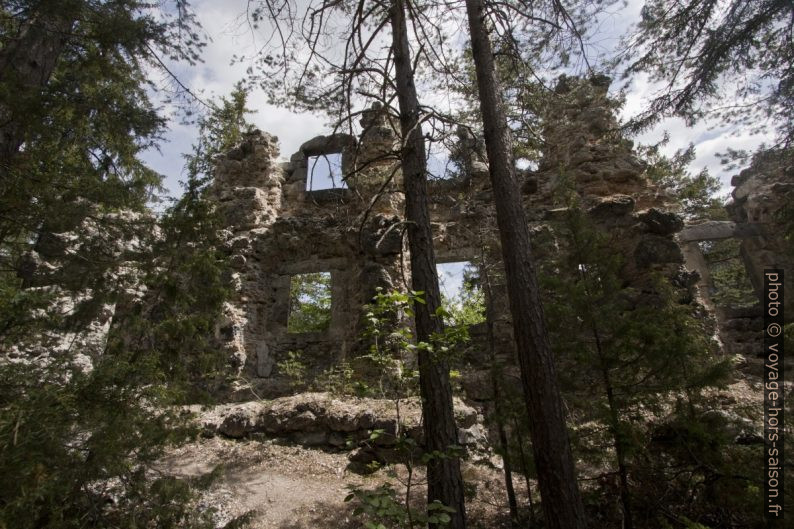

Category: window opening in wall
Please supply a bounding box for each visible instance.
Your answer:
[306,153,346,191]
[436,261,486,326]
[698,238,756,307]
[288,272,332,333]
[426,138,459,180]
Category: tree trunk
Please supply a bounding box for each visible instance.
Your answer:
[600,365,634,529]
[0,2,77,168]
[512,414,537,526]
[389,1,466,527]
[580,267,634,529]
[480,253,519,526]
[463,0,588,527]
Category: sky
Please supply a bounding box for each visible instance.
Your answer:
[438,261,471,301]
[142,0,773,200]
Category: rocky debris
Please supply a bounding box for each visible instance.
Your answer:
[460,369,495,401]
[587,194,635,219]
[3,209,152,367]
[726,147,793,320]
[637,208,684,236]
[359,214,403,256]
[716,304,764,358]
[469,160,490,180]
[634,235,685,268]
[196,392,481,451]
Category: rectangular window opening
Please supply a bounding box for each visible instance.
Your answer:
[288,272,332,333]
[436,261,486,326]
[306,153,346,191]
[426,139,459,180]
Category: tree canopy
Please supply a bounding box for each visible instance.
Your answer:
[623,0,794,149]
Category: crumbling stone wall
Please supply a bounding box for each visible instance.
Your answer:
[727,148,793,318]
[6,209,148,371]
[673,149,793,362]
[212,105,411,398]
[9,77,782,399]
[213,77,704,401]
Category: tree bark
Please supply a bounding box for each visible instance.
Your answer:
[463,0,588,527]
[580,267,634,529]
[512,414,537,526]
[480,253,519,526]
[0,2,77,168]
[389,1,466,528]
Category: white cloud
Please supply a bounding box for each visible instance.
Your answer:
[142,0,329,197]
[143,0,774,201]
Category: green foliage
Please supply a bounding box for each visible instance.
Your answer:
[0,0,204,251]
[344,289,466,526]
[639,141,725,220]
[356,289,421,399]
[105,87,253,399]
[0,50,248,528]
[0,357,215,529]
[104,195,230,397]
[440,264,486,328]
[345,485,455,529]
[355,288,470,399]
[624,0,794,148]
[0,268,55,350]
[700,238,757,307]
[313,361,357,395]
[542,201,737,525]
[287,272,332,333]
[184,81,255,185]
[277,350,308,390]
[638,398,769,528]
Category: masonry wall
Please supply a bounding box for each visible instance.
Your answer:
[211,77,702,401]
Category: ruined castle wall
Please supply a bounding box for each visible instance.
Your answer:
[727,149,793,319]
[212,79,702,401]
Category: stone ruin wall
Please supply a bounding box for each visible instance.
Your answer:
[212,77,708,401]
[8,77,788,398]
[678,150,793,361]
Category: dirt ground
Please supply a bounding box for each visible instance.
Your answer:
[158,374,773,529]
[160,435,521,529]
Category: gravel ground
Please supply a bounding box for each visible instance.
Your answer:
[159,435,520,529]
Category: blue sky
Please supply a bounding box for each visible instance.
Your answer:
[307,153,345,190]
[438,261,471,301]
[142,0,773,200]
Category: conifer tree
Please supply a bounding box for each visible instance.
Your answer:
[542,202,733,527]
[463,1,589,526]
[623,0,794,149]
[0,6,253,525]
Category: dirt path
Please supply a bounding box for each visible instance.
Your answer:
[160,435,515,529]
[161,437,367,528]
[158,376,772,529]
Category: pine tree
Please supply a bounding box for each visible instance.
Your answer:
[623,0,794,148]
[108,85,254,395]
[0,7,253,525]
[463,1,589,526]
[542,202,733,527]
